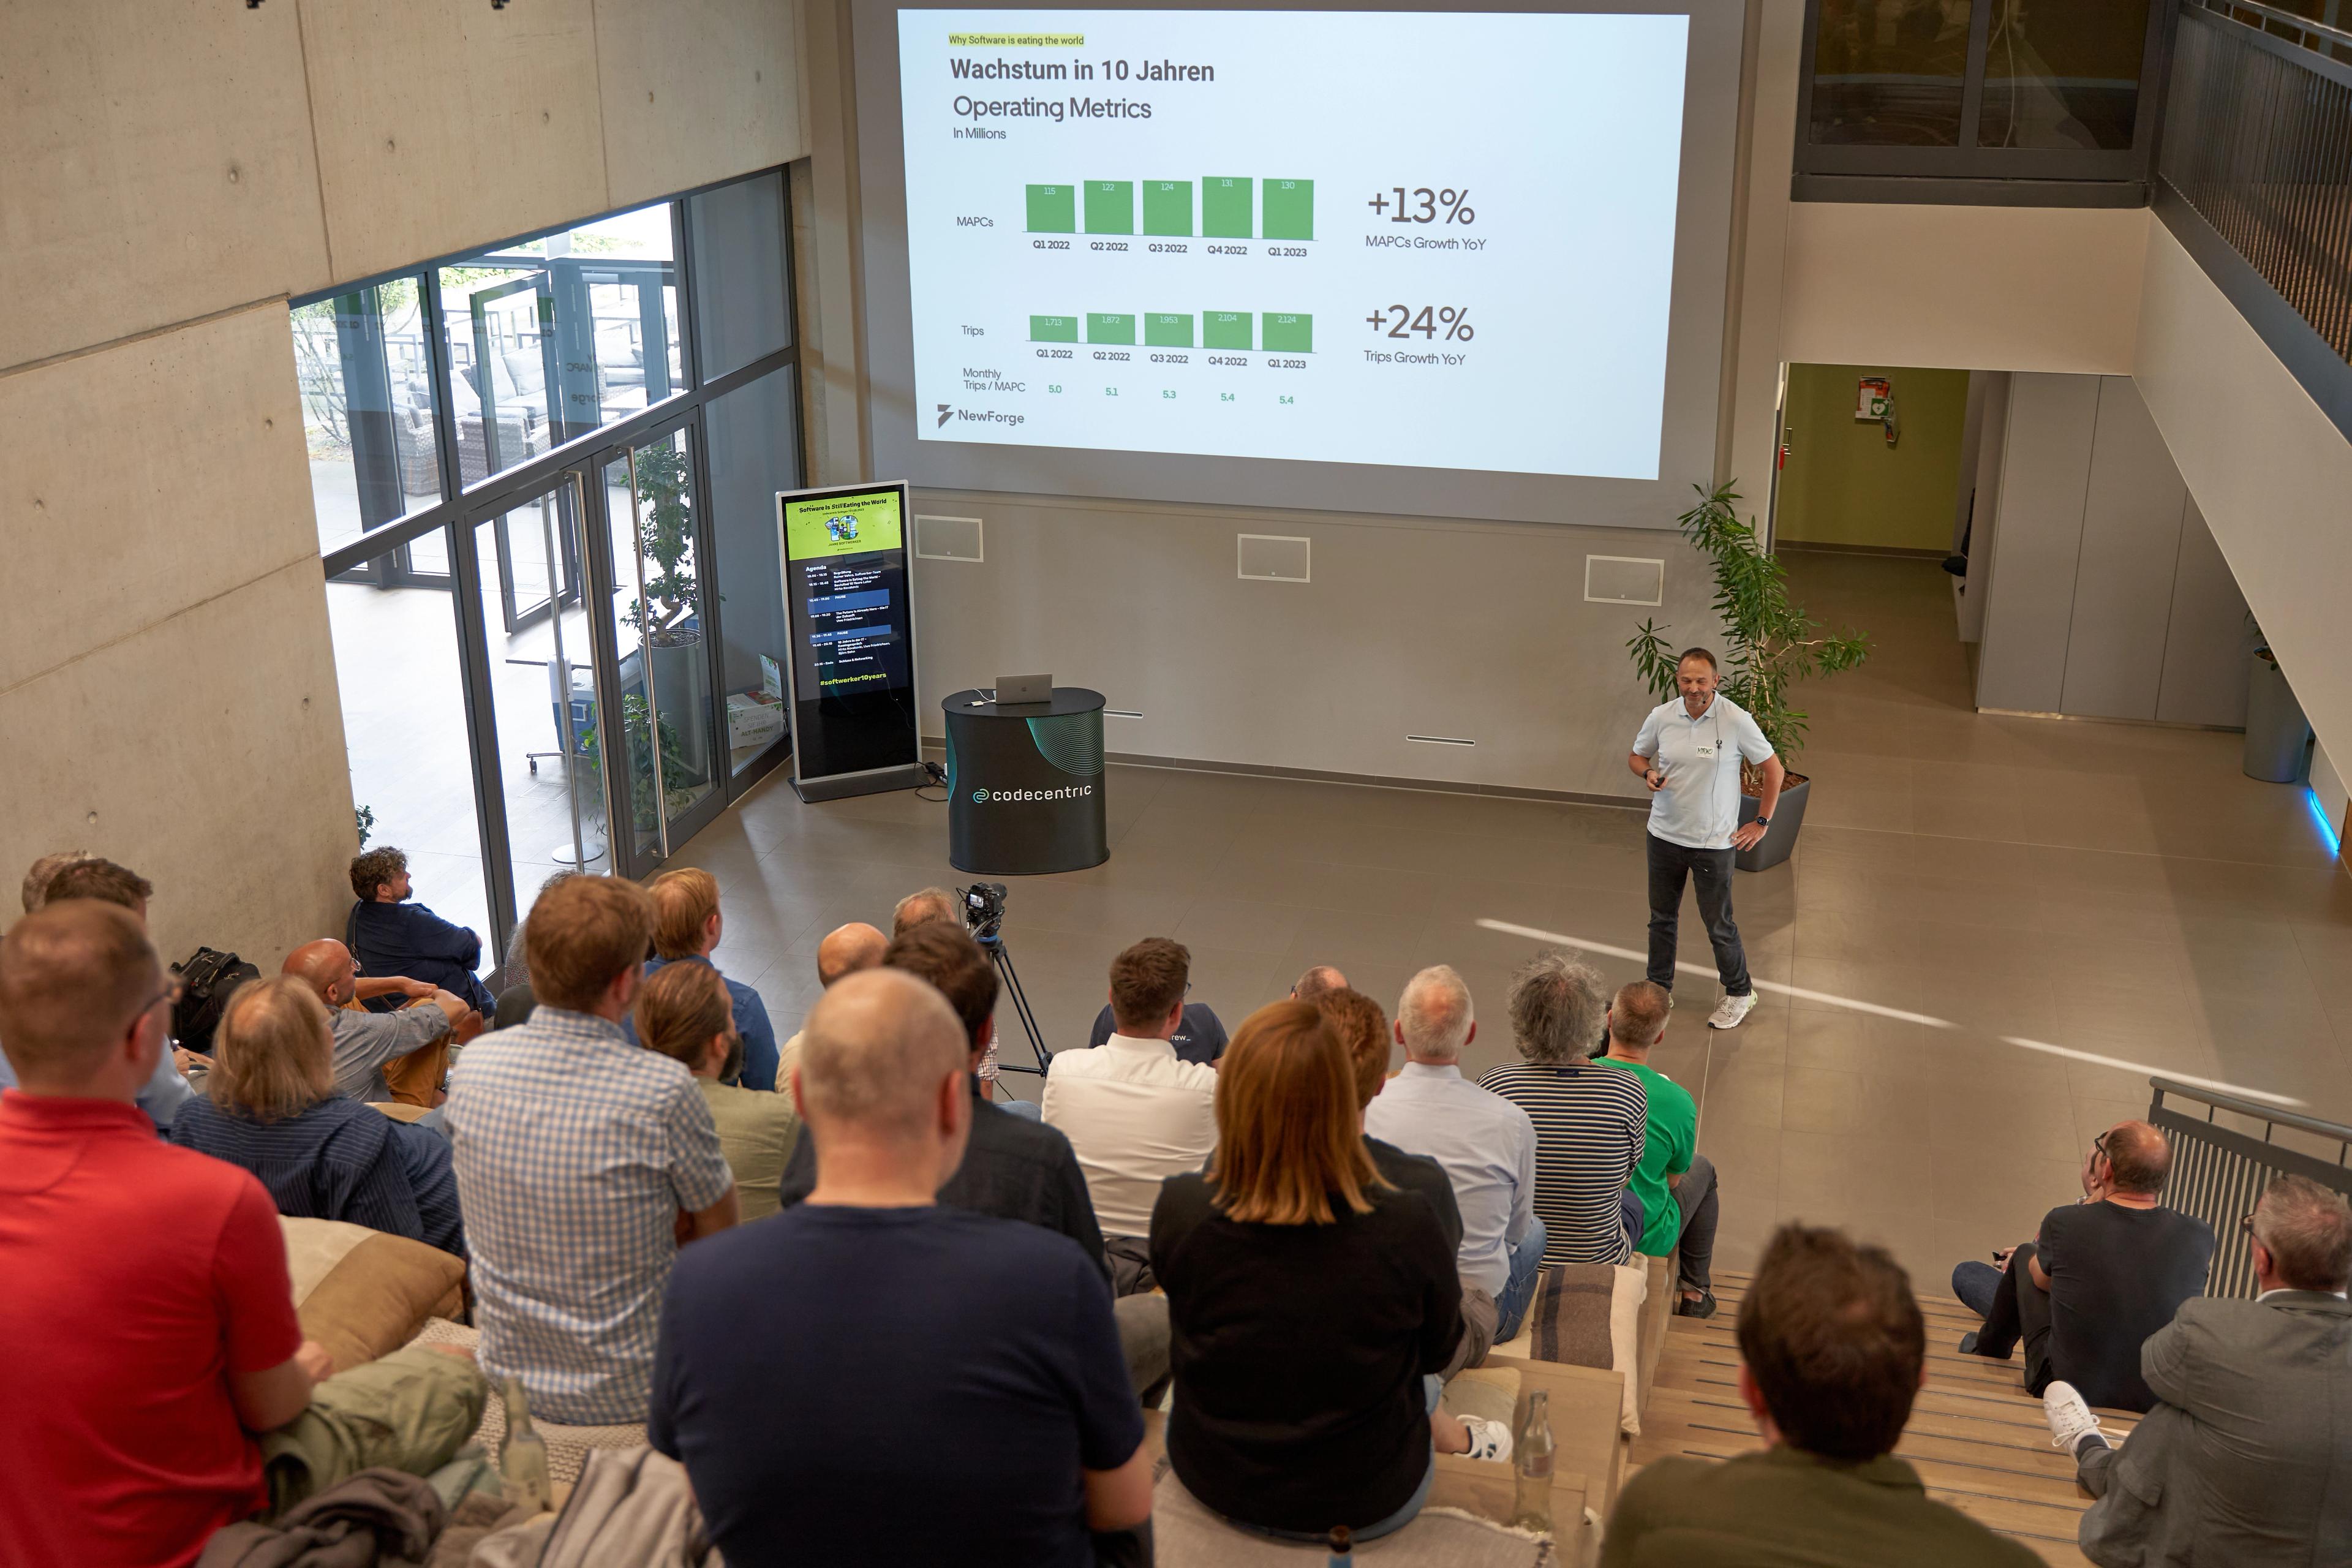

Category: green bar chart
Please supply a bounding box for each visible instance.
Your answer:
[1086,312,1137,344]
[1025,184,1076,234]
[1203,311,1253,350]
[1083,181,1134,235]
[1262,312,1313,352]
[1262,179,1314,240]
[1202,177,1253,238]
[1144,312,1194,347]
[1029,314,1080,343]
[1141,181,1192,236]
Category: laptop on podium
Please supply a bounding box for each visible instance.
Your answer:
[990,673,1052,705]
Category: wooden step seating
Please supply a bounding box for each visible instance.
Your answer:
[1629,1272,2141,1568]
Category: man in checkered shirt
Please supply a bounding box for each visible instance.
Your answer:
[447,875,738,1426]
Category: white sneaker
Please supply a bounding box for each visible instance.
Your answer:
[1706,993,1755,1030]
[2043,1381,2107,1455]
[1457,1415,1514,1463]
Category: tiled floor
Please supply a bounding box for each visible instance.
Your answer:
[664,551,2352,1295]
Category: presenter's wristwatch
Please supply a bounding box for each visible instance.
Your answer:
[1753,815,1771,827]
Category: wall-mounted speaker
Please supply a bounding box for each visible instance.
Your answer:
[1237,533,1311,582]
[914,514,984,562]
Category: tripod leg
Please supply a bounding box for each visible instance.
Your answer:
[990,943,1052,1072]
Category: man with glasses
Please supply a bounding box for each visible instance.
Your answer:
[2044,1175,2352,1566]
[1044,937,1219,1295]
[1950,1121,2214,1412]
[284,938,478,1106]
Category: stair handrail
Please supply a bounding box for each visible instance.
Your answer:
[2147,1078,2352,1298]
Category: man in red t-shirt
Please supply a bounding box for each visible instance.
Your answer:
[0,902,349,1566]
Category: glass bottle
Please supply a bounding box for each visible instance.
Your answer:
[499,1374,552,1514]
[1512,1389,1555,1532]
[1325,1526,1352,1566]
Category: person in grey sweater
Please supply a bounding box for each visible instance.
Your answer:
[2043,1174,2352,1567]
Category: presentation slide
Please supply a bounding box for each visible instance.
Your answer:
[777,484,919,780]
[897,8,1689,482]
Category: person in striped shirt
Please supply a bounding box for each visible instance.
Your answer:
[1478,953,1649,1268]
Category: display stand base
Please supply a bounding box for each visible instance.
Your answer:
[791,764,932,804]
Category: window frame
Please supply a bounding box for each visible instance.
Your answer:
[1792,0,2176,204]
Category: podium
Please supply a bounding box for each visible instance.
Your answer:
[943,688,1109,875]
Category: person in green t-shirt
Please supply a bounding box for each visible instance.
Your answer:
[1596,979,1721,1318]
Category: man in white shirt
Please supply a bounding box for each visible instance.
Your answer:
[1627,646,1785,1031]
[1363,965,1546,1342]
[1043,937,1217,1295]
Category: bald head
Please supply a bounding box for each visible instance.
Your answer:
[0,901,163,1087]
[816,922,889,987]
[1398,965,1474,1062]
[799,968,968,1142]
[284,939,357,1009]
[892,887,960,938]
[2101,1120,2172,1196]
[1292,964,1348,1000]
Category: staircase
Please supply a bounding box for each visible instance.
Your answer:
[1630,1272,2142,1567]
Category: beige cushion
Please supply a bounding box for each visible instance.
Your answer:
[281,1216,466,1374]
[1492,1263,1645,1436]
[1152,1468,1549,1566]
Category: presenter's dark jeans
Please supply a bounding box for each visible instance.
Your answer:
[1646,834,1751,996]
[1954,1243,2053,1393]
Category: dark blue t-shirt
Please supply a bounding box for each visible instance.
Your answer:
[1086,1001,1227,1066]
[650,1204,1143,1567]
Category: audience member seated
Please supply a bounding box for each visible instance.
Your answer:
[448,875,737,1426]
[494,868,577,1027]
[895,884,1030,1102]
[169,975,465,1256]
[1596,978,1721,1316]
[624,868,779,1094]
[6,851,194,1128]
[1317,986,1483,1370]
[345,846,497,1014]
[1084,996,1229,1065]
[1953,1120,2214,1411]
[1365,965,1547,1342]
[2044,1175,2352,1567]
[1477,954,1647,1272]
[1603,1224,2039,1567]
[1291,963,1349,1000]
[42,855,153,919]
[652,967,1152,1566]
[774,921,888,1090]
[0,901,485,1568]
[284,938,475,1106]
[1046,936,1219,1294]
[774,923,1111,1278]
[1153,1000,1509,1545]
[635,960,800,1221]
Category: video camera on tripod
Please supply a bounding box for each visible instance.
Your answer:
[959,882,1047,1073]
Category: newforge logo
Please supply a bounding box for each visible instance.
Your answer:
[971,785,1095,803]
[939,407,1027,430]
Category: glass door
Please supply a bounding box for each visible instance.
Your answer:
[598,424,725,872]
[467,475,613,936]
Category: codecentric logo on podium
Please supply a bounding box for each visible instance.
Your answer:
[969,785,1096,804]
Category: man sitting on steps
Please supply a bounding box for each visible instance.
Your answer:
[2043,1175,2352,1567]
[1603,1224,2039,1567]
[1952,1121,2214,1412]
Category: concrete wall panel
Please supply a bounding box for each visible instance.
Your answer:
[1782,205,2149,375]
[2155,496,2252,728]
[299,0,609,283]
[2135,224,2352,769]
[595,0,807,209]
[0,306,315,691]
[1975,374,2100,712]
[909,491,1714,799]
[0,559,355,974]
[2060,377,2189,720]
[0,0,328,370]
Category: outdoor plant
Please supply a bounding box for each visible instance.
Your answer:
[582,693,698,834]
[355,804,376,849]
[621,442,700,647]
[1627,481,1869,788]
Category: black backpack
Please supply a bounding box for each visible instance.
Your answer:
[172,948,260,1054]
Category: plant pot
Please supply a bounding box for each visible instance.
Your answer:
[2242,649,2311,783]
[1735,775,1808,872]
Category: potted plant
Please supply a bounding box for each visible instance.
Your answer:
[1626,481,1869,872]
[621,442,712,783]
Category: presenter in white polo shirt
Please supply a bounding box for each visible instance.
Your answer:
[1627,647,1785,1030]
